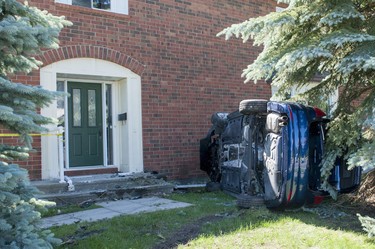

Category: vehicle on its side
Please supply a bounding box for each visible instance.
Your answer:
[200,99,361,209]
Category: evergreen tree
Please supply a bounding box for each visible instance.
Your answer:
[358,214,375,238]
[217,0,375,236]
[0,0,71,248]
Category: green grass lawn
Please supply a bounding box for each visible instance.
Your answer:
[50,191,375,249]
[182,215,372,249]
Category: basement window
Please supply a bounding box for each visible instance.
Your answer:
[55,0,128,15]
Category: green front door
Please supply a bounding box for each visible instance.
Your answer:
[68,82,103,167]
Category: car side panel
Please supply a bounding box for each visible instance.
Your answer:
[220,111,244,193]
[329,157,362,193]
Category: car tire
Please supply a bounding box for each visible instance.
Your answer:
[205,181,221,192]
[239,99,268,115]
[236,195,264,209]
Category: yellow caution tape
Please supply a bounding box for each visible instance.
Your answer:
[0,133,63,137]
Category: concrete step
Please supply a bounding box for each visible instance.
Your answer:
[32,181,67,195]
[32,173,175,206]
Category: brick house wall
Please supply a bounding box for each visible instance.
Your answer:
[12,0,276,180]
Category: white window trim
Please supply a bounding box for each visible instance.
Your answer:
[55,0,128,15]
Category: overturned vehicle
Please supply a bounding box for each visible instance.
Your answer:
[200,99,361,209]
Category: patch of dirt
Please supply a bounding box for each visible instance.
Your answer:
[332,197,374,218]
[151,215,226,249]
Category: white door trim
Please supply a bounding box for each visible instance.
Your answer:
[40,58,143,180]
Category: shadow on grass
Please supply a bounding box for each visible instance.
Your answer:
[153,193,369,249]
[51,190,372,249]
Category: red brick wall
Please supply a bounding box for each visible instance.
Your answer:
[4,69,43,179]
[0,128,42,179]
[17,0,276,180]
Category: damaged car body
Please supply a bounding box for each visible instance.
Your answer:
[200,100,361,209]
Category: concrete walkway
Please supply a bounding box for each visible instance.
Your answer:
[41,197,192,228]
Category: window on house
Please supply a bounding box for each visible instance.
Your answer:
[71,0,110,10]
[55,0,128,14]
[93,0,111,10]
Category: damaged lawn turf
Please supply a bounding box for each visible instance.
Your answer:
[50,191,375,249]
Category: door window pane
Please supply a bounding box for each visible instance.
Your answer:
[56,81,65,127]
[88,89,97,127]
[106,84,113,165]
[72,89,82,127]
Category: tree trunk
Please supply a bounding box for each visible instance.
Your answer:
[355,170,375,207]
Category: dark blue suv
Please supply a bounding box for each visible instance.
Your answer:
[200,99,361,209]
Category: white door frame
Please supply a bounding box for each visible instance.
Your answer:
[58,79,114,169]
[40,58,144,180]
